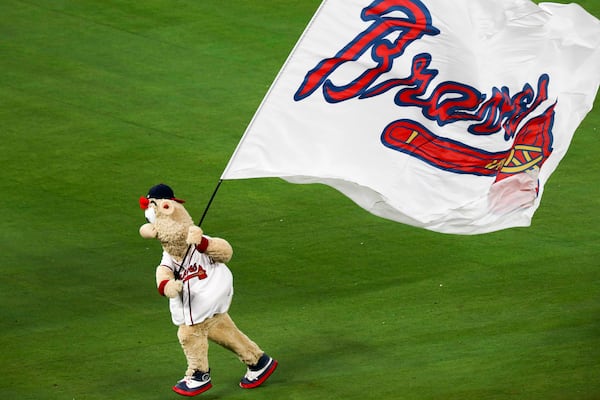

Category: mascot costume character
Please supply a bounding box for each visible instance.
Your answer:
[139,183,277,396]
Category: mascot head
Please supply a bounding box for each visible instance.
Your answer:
[139,183,194,261]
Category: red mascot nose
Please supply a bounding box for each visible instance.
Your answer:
[139,196,150,210]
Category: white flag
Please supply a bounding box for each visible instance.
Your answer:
[221,0,600,234]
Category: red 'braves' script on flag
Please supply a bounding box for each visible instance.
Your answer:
[294,1,554,182]
[222,0,600,234]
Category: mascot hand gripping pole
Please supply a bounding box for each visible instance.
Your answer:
[139,183,277,397]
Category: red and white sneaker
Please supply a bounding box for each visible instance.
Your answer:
[239,354,278,389]
[173,370,212,396]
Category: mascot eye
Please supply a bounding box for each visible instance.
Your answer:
[145,207,156,224]
[163,203,170,210]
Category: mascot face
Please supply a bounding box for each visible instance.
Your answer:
[139,185,194,260]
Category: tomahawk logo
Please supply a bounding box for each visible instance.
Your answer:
[294,0,554,183]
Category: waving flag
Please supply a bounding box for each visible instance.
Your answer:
[221,0,600,234]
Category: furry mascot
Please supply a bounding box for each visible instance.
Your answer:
[138,183,277,396]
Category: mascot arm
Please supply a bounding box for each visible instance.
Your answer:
[204,237,233,263]
[156,265,183,298]
[187,226,233,263]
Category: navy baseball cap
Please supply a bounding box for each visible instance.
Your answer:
[146,183,185,203]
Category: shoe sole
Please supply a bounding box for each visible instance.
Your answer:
[239,359,278,389]
[172,382,213,396]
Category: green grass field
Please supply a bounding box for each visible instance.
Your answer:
[1,1,598,399]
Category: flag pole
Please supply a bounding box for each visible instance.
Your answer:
[198,179,223,227]
[174,179,223,280]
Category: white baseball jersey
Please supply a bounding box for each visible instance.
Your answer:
[160,247,233,326]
